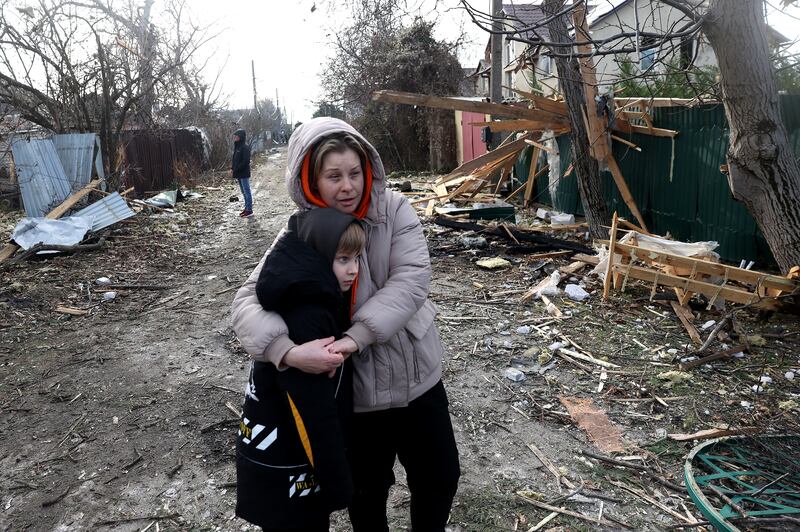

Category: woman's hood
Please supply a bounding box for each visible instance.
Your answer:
[285,117,386,223]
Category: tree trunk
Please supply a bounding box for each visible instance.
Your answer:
[542,0,610,239]
[704,0,800,273]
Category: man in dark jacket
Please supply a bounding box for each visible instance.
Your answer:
[232,128,253,217]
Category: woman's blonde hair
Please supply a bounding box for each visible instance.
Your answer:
[337,221,366,257]
[310,133,369,193]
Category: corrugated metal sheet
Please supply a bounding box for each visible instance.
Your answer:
[52,133,101,190]
[11,137,72,218]
[519,95,800,264]
[74,192,136,231]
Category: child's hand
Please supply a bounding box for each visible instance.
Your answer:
[283,337,343,374]
[328,336,358,358]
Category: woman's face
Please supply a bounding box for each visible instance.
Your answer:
[316,149,364,214]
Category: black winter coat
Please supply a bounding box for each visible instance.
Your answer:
[236,228,353,530]
[232,128,251,180]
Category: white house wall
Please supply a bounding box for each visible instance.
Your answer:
[589,1,717,92]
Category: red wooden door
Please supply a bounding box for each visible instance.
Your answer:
[462,111,487,163]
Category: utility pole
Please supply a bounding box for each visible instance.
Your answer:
[251,60,260,116]
[490,0,503,105]
[488,0,503,150]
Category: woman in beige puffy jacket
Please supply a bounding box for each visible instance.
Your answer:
[232,117,459,531]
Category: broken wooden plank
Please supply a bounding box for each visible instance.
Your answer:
[680,344,747,370]
[524,139,555,153]
[669,426,758,442]
[527,443,576,490]
[516,493,629,529]
[470,120,569,133]
[523,146,541,206]
[573,253,600,265]
[612,263,760,305]
[437,135,532,185]
[372,90,571,125]
[55,306,90,316]
[558,347,620,369]
[502,86,570,116]
[541,294,563,317]
[670,301,702,345]
[613,120,678,138]
[611,134,642,152]
[603,212,619,300]
[560,261,588,275]
[606,159,649,232]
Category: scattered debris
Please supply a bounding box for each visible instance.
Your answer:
[559,397,627,453]
[476,257,511,270]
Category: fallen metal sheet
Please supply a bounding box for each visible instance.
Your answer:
[11,216,93,252]
[74,192,136,231]
[144,190,178,207]
[52,133,102,190]
[11,137,72,218]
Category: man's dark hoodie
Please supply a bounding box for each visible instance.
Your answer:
[236,208,357,530]
[232,128,251,180]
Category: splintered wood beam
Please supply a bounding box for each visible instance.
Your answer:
[615,97,709,108]
[612,241,800,293]
[371,90,571,125]
[614,119,678,138]
[606,156,648,232]
[436,134,532,185]
[524,139,555,153]
[611,263,760,305]
[470,120,569,133]
[523,146,541,205]
[573,4,611,162]
[501,86,569,116]
[603,212,619,300]
[611,135,641,152]
[670,301,702,345]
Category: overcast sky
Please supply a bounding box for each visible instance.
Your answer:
[185,0,800,122]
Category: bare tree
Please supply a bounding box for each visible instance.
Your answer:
[461,0,800,273]
[0,0,221,184]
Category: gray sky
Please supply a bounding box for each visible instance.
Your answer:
[190,0,487,122]
[185,0,800,122]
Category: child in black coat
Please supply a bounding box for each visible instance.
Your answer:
[236,208,364,531]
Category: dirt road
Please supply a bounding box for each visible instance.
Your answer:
[5,149,795,531]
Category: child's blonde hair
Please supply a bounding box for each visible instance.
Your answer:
[337,221,365,256]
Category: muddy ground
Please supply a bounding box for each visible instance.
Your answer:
[1,149,798,531]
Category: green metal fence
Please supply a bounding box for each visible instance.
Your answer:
[518,95,800,264]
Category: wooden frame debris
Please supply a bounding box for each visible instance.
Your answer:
[601,216,800,308]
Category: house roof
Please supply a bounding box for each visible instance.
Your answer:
[502,3,551,42]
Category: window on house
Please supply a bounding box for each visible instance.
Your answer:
[505,72,513,95]
[539,55,551,76]
[640,37,657,70]
[506,39,514,64]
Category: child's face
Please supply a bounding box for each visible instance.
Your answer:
[332,250,359,291]
[316,149,364,213]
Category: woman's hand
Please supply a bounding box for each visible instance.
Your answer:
[282,337,344,375]
[328,336,358,357]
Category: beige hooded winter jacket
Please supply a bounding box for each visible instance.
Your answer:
[231,118,443,412]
